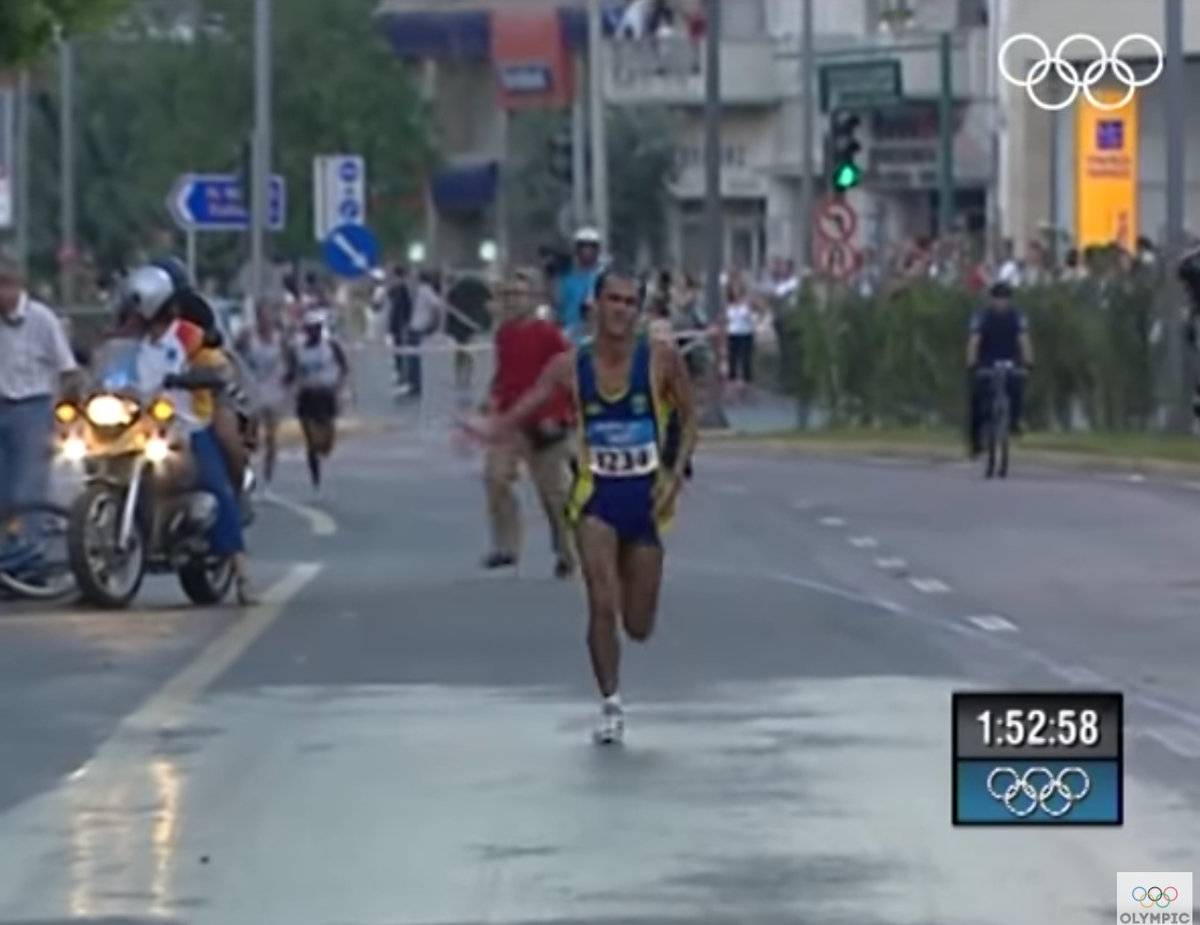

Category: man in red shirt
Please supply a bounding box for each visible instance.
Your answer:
[483,270,576,577]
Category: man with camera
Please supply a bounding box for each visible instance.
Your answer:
[482,269,576,578]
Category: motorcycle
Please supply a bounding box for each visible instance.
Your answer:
[58,339,256,609]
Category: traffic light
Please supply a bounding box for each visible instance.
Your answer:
[829,111,863,192]
[548,130,573,183]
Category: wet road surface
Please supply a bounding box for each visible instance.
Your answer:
[0,345,1197,923]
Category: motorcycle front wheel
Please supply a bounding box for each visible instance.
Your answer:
[67,483,147,609]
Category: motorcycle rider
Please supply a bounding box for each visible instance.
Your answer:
[119,264,257,604]
[148,257,258,495]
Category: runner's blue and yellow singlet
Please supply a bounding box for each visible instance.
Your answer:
[567,337,673,544]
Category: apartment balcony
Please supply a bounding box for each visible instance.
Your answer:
[604,37,783,108]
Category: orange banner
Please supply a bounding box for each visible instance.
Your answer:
[491,8,572,110]
[1075,88,1138,249]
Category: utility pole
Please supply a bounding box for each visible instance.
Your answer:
[58,40,77,304]
[586,0,609,237]
[700,0,728,429]
[571,56,588,227]
[798,0,816,271]
[1164,0,1187,432]
[936,31,954,236]
[15,71,30,273]
[249,0,272,321]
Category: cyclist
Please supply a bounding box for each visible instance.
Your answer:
[967,280,1033,457]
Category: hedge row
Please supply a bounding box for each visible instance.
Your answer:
[775,278,1174,432]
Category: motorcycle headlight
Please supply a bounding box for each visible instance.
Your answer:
[85,394,135,427]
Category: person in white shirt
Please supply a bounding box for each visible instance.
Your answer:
[285,309,349,495]
[723,277,759,401]
[0,253,79,560]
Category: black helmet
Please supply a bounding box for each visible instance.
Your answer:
[989,280,1015,300]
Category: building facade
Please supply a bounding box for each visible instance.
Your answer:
[1000,0,1200,253]
[383,0,1165,269]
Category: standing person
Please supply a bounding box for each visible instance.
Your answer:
[0,254,80,562]
[723,277,759,401]
[405,271,444,398]
[236,301,288,486]
[487,270,698,744]
[482,270,576,577]
[285,310,349,496]
[554,227,605,344]
[387,264,414,394]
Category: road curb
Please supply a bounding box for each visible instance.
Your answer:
[704,431,1200,478]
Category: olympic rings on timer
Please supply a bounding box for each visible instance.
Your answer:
[1133,887,1179,908]
[997,33,1164,112]
[985,766,1091,817]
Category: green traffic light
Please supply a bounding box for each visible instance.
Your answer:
[833,162,861,191]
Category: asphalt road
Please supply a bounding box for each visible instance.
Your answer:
[0,341,1198,924]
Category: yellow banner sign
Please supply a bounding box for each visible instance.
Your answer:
[1075,88,1138,249]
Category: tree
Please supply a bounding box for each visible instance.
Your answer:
[507,106,678,267]
[0,0,131,68]
[24,0,436,282]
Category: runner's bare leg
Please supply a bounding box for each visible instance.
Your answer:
[577,516,622,697]
[617,541,665,642]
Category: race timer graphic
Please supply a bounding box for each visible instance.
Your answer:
[951,690,1124,826]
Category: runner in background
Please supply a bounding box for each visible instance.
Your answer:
[285,309,349,497]
[236,300,288,487]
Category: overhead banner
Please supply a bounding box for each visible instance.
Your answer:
[1075,87,1138,250]
[491,7,573,110]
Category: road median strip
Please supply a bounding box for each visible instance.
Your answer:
[706,428,1200,477]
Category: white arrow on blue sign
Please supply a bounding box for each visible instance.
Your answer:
[321,222,379,279]
[167,173,286,231]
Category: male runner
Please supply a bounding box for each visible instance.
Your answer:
[489,270,698,744]
[285,309,349,495]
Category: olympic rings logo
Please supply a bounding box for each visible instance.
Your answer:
[1133,887,1179,908]
[986,766,1090,817]
[997,33,1164,111]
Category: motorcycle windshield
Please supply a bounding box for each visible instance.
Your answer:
[90,338,144,394]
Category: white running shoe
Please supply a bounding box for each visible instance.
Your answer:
[593,700,624,745]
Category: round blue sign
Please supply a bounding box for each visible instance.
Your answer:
[338,159,360,182]
[339,200,360,220]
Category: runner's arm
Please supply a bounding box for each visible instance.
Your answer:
[330,339,350,390]
[495,350,574,431]
[654,340,698,479]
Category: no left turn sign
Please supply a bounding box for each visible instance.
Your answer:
[816,197,858,243]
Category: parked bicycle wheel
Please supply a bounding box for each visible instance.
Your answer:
[0,501,76,601]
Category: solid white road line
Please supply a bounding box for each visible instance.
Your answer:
[909,578,951,594]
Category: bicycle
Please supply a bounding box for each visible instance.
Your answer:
[0,501,77,601]
[976,361,1026,480]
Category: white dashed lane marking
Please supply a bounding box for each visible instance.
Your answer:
[909,578,951,594]
[874,557,907,571]
[819,516,845,527]
[848,536,879,549]
[965,614,1018,632]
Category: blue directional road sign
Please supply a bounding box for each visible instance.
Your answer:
[167,174,286,231]
[321,223,379,279]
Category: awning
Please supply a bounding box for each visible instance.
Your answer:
[429,162,499,213]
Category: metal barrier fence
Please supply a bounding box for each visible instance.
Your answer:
[379,328,719,442]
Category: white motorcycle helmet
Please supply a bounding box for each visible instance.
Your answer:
[120,265,177,321]
[573,226,602,247]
